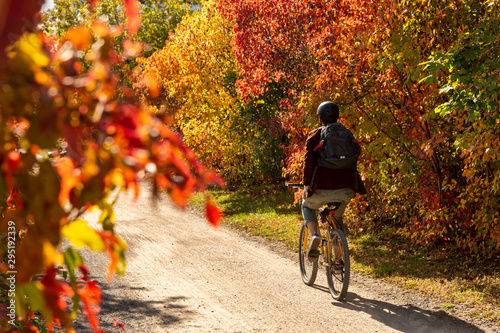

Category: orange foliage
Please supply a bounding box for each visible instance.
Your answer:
[216,0,500,254]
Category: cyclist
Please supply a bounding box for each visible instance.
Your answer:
[302,101,367,262]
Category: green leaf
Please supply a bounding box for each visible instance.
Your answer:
[16,282,50,320]
[64,247,83,283]
[419,75,438,85]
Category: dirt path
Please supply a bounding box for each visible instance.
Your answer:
[73,184,498,333]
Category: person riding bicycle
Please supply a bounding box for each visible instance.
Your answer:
[302,101,366,262]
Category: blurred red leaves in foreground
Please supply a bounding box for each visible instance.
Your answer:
[206,198,223,227]
[0,0,223,332]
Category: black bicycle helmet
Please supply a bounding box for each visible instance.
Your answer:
[316,101,339,123]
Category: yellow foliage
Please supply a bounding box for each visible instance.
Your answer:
[137,0,241,176]
[62,220,106,252]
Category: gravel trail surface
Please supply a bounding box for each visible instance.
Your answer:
[74,185,498,333]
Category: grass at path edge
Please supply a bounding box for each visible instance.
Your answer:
[189,186,500,327]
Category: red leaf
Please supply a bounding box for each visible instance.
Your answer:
[55,157,80,206]
[113,319,125,331]
[41,266,75,330]
[77,264,102,332]
[7,150,21,172]
[123,0,140,36]
[206,198,222,227]
[96,231,127,282]
[77,278,102,332]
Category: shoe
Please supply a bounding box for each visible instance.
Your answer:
[307,233,321,263]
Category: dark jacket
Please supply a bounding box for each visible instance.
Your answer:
[302,126,367,195]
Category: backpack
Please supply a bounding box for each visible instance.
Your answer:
[314,123,360,169]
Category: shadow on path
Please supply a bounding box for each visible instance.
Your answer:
[333,291,484,333]
[72,282,197,332]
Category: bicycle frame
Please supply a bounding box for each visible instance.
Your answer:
[318,206,344,267]
[319,205,344,231]
[301,216,341,266]
[302,227,309,254]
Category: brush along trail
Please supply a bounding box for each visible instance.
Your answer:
[73,183,497,333]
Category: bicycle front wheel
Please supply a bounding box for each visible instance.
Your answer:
[298,224,318,286]
[326,229,350,301]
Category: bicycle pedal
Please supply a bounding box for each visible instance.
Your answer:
[308,250,320,258]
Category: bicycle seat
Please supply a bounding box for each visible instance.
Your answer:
[324,201,343,210]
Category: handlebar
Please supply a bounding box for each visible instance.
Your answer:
[286,183,304,189]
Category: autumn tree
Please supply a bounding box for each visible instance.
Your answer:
[137,0,285,187]
[420,1,500,252]
[0,0,221,332]
[41,0,200,90]
[41,0,199,56]
[215,0,500,254]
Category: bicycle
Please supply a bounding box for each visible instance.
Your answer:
[286,183,351,301]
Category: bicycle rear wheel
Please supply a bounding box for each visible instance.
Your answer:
[298,224,318,286]
[326,229,350,301]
